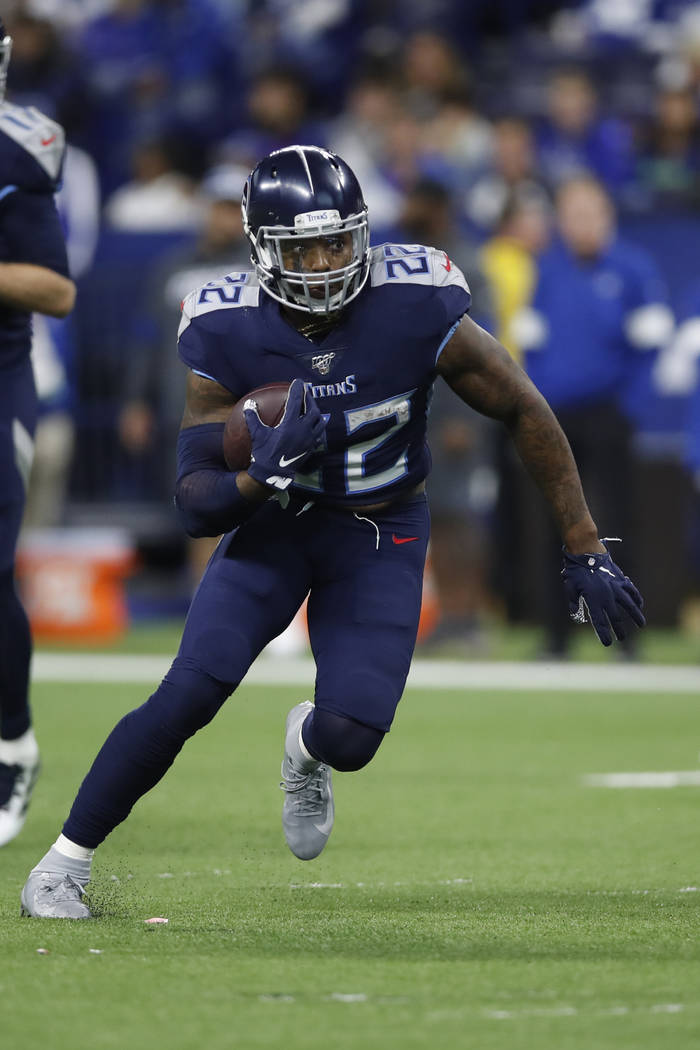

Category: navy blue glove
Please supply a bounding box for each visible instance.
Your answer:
[561,542,646,646]
[244,378,325,491]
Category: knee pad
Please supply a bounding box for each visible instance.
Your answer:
[302,708,385,772]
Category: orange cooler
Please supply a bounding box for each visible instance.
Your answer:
[16,527,136,643]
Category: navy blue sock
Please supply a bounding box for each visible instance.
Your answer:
[63,663,234,849]
[0,569,32,740]
[302,708,385,772]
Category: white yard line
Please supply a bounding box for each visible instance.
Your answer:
[583,771,700,788]
[31,652,700,692]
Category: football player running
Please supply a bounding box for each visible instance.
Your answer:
[0,20,75,848]
[20,145,643,917]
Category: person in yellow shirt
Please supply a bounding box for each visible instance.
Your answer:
[480,191,551,365]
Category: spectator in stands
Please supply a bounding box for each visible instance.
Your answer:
[117,164,250,582]
[216,67,327,173]
[400,29,470,112]
[518,174,673,657]
[536,68,635,198]
[104,136,202,232]
[328,65,405,233]
[633,84,700,211]
[246,0,363,112]
[421,80,494,187]
[481,192,552,359]
[371,102,454,208]
[464,117,549,234]
[399,30,493,190]
[78,0,237,194]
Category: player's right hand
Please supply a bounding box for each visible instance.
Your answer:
[244,378,325,491]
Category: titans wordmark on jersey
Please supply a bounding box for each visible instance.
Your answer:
[177,243,471,506]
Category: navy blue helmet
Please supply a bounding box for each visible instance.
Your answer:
[242,145,370,314]
[0,20,11,103]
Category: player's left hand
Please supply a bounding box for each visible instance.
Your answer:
[561,543,646,646]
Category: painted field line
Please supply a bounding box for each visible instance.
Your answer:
[583,771,700,788]
[31,653,700,692]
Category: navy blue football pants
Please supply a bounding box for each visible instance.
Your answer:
[63,495,430,848]
[0,362,37,740]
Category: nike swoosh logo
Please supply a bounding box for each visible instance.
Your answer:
[41,134,56,146]
[279,452,307,468]
[392,534,419,545]
[442,253,451,272]
[599,567,616,577]
[313,814,334,836]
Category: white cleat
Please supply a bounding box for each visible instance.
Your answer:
[20,869,91,919]
[280,702,334,861]
[0,730,41,847]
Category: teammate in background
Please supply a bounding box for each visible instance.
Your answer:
[0,20,76,846]
[21,146,644,917]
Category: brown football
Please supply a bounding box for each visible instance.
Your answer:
[222,382,292,471]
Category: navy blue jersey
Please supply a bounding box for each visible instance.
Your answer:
[0,104,70,371]
[178,243,471,507]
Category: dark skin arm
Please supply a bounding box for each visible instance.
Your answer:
[437,315,605,555]
[181,370,269,503]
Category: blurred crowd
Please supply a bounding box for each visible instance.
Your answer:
[6,0,700,649]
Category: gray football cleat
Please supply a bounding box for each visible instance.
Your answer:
[0,736,41,848]
[20,870,91,919]
[281,701,334,861]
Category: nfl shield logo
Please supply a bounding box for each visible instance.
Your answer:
[311,352,335,375]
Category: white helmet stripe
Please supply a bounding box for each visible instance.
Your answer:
[296,147,315,193]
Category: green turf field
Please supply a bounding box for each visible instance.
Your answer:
[2,675,700,1049]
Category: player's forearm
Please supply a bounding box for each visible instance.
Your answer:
[0,263,76,317]
[175,423,270,537]
[175,469,267,537]
[505,395,604,555]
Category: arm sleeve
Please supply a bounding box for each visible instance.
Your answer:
[1,189,70,276]
[174,422,262,537]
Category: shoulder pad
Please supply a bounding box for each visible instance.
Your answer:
[369,243,470,294]
[178,271,260,337]
[0,103,66,192]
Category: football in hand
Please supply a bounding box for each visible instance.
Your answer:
[223,382,292,470]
